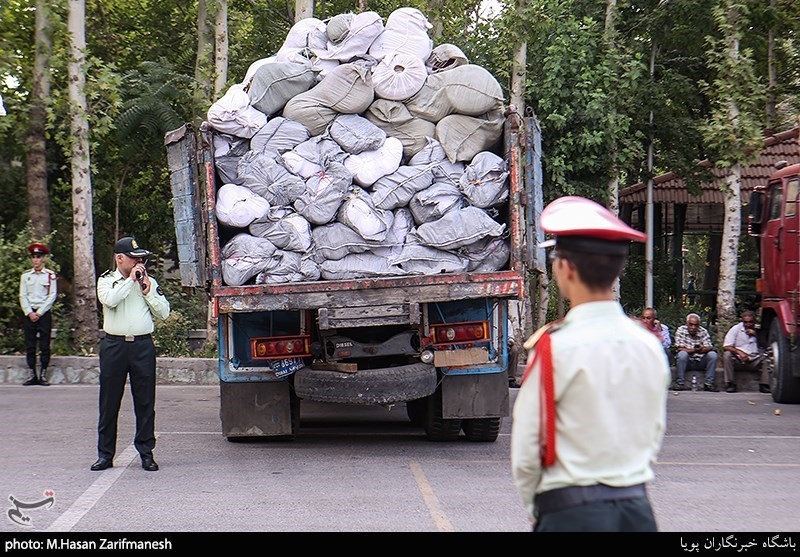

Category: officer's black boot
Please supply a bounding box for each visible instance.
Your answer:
[38,368,49,386]
[23,369,38,386]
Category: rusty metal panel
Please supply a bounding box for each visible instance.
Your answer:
[441,372,509,419]
[213,272,524,313]
[165,124,207,287]
[219,380,292,437]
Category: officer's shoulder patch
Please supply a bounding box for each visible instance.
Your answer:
[157,286,164,296]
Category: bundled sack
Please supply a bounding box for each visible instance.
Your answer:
[371,165,435,211]
[405,64,504,123]
[371,207,413,259]
[207,83,267,139]
[408,182,465,225]
[274,47,339,79]
[237,151,306,206]
[248,206,312,252]
[328,113,386,155]
[283,60,376,136]
[311,221,375,261]
[247,60,318,117]
[460,236,510,272]
[293,161,353,225]
[409,205,505,250]
[215,183,270,228]
[277,17,329,58]
[426,44,469,74]
[389,242,470,275]
[279,136,347,179]
[240,56,276,88]
[372,52,428,101]
[343,136,404,187]
[249,116,310,156]
[213,133,250,185]
[458,151,509,208]
[317,11,384,63]
[364,99,435,162]
[408,137,465,186]
[368,7,433,61]
[436,108,505,163]
[337,186,393,242]
[320,252,407,280]
[221,233,278,286]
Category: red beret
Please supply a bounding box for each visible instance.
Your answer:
[28,243,49,255]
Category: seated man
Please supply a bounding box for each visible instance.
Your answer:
[722,310,770,394]
[673,313,719,391]
[640,307,672,362]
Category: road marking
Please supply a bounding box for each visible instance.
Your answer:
[408,460,455,532]
[44,444,138,532]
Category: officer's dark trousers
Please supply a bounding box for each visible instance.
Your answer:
[533,497,657,532]
[23,312,52,370]
[97,336,157,460]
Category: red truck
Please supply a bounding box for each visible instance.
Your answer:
[747,160,800,403]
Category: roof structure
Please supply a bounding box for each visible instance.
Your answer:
[620,126,800,233]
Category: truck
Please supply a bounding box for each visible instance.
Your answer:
[164,108,543,442]
[747,160,800,403]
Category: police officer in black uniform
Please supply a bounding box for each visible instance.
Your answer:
[91,237,170,472]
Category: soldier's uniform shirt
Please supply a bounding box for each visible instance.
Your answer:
[19,267,57,316]
[97,270,170,334]
[511,301,671,522]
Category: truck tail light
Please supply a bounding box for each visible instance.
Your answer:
[251,335,311,360]
[430,321,489,345]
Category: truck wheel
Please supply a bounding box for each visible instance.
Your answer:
[768,319,800,403]
[294,363,436,404]
[424,390,461,442]
[406,397,428,426]
[462,418,501,442]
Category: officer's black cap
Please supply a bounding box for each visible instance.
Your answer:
[114,237,151,258]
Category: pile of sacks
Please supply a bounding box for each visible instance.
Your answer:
[207,7,512,286]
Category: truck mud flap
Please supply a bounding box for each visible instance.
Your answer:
[294,363,436,405]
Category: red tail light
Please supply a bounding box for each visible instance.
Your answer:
[251,335,311,359]
[430,321,489,345]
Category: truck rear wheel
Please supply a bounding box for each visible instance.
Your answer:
[424,389,461,441]
[462,418,501,442]
[768,319,800,403]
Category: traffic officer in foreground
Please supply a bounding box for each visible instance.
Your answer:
[19,242,57,386]
[511,196,671,532]
[92,236,170,472]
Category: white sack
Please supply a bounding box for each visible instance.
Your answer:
[344,136,404,187]
[247,61,318,117]
[371,207,413,259]
[337,187,393,241]
[371,165,434,210]
[405,64,504,123]
[215,183,270,228]
[372,52,427,101]
[320,252,406,280]
[410,205,505,250]
[436,108,505,163]
[389,242,470,275]
[221,233,278,286]
[311,222,374,261]
[249,117,310,157]
[316,11,384,63]
[368,7,433,61]
[237,150,306,205]
[408,137,465,186]
[293,161,352,225]
[426,44,469,73]
[408,182,464,224]
[207,84,267,139]
[460,236,510,272]
[364,99,435,161]
[254,250,303,284]
[249,206,312,252]
[328,113,386,155]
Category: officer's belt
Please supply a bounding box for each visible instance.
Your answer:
[105,333,151,342]
[535,483,646,516]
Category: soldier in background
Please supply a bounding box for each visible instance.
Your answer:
[19,243,57,386]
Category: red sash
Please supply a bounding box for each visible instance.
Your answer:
[520,327,557,467]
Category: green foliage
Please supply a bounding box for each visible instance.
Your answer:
[153,310,191,357]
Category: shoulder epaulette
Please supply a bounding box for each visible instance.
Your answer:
[523,319,566,351]
[100,270,112,277]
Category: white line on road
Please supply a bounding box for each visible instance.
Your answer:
[408,460,454,532]
[44,444,138,533]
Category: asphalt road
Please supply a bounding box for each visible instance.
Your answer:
[1,384,798,535]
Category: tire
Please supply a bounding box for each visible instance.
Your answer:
[462,418,501,442]
[424,389,461,442]
[406,397,429,426]
[768,319,800,403]
[294,363,436,404]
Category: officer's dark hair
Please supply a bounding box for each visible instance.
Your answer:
[556,249,627,291]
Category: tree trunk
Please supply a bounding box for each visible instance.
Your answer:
[214,0,228,99]
[25,0,52,240]
[194,0,213,123]
[295,0,313,21]
[68,0,99,350]
[765,0,776,131]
